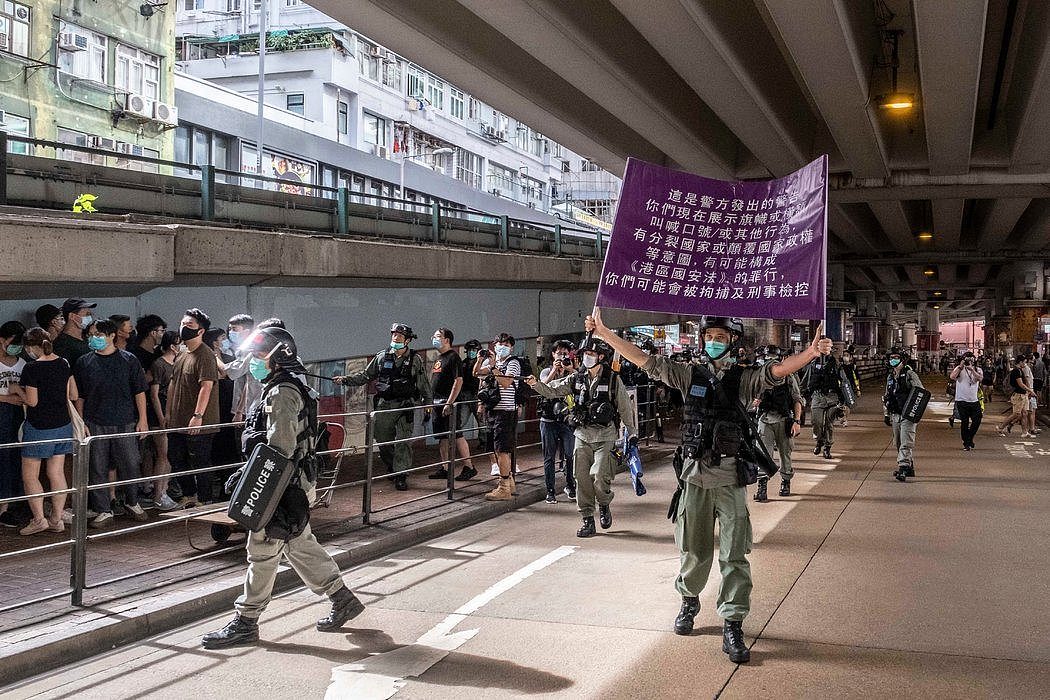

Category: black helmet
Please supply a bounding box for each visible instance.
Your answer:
[463,338,482,351]
[390,322,416,340]
[246,327,304,376]
[580,337,611,357]
[700,316,744,336]
[764,344,782,358]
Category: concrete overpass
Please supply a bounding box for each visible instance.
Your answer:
[315,0,1050,336]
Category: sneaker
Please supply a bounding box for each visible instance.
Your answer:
[111,497,128,517]
[154,493,180,512]
[49,519,65,533]
[545,490,557,504]
[126,503,148,522]
[1033,428,1043,435]
[179,496,200,509]
[19,518,49,536]
[564,485,577,500]
[428,468,449,480]
[0,510,21,528]
[490,463,501,476]
[89,512,114,529]
[455,466,478,481]
[1022,432,1036,439]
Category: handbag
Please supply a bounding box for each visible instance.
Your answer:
[67,400,88,443]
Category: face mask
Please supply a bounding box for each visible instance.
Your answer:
[77,315,93,329]
[249,356,270,381]
[227,330,241,346]
[467,351,478,359]
[582,354,598,368]
[704,340,729,359]
[889,358,901,367]
[5,344,22,357]
[180,326,201,342]
[432,338,442,348]
[88,336,108,352]
[390,341,406,351]
[495,345,511,359]
[221,339,233,354]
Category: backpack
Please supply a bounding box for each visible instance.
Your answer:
[513,354,535,406]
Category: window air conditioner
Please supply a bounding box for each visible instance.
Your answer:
[153,101,179,126]
[482,124,495,137]
[124,93,152,119]
[59,32,89,52]
[97,137,116,151]
[368,45,383,57]
[373,145,388,158]
[0,33,9,51]
[495,130,506,141]
[115,142,133,155]
[0,110,7,126]
[383,51,396,63]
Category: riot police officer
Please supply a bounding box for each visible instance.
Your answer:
[883,348,924,482]
[202,328,364,649]
[805,347,842,460]
[333,323,431,491]
[753,347,803,501]
[586,309,831,664]
[527,337,636,537]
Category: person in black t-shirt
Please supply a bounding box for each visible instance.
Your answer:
[427,328,477,482]
[74,320,149,527]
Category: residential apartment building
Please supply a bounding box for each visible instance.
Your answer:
[0,0,176,165]
[174,0,619,224]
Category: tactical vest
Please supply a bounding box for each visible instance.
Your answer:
[758,382,794,417]
[242,373,317,468]
[681,363,745,458]
[572,365,620,427]
[375,349,418,401]
[885,370,913,414]
[538,393,567,421]
[808,359,841,394]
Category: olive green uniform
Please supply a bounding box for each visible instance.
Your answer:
[533,368,637,518]
[757,375,803,479]
[342,350,431,474]
[235,384,344,618]
[643,355,781,621]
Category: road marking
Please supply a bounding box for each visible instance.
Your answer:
[324,545,577,700]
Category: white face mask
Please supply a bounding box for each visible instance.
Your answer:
[582,354,598,368]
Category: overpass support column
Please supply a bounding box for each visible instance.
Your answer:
[902,322,918,350]
[876,302,895,352]
[917,308,940,355]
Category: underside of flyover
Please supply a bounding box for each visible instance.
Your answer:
[315,0,1050,323]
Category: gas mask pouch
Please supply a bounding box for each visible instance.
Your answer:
[711,420,743,457]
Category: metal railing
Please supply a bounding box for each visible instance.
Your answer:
[0,133,606,259]
[0,391,662,615]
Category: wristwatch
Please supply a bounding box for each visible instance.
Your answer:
[192,412,204,419]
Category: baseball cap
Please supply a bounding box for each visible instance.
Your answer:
[61,298,97,316]
[35,303,61,327]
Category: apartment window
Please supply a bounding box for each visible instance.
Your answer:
[115,44,161,101]
[337,101,348,134]
[382,58,401,90]
[363,112,386,148]
[284,0,303,5]
[561,159,571,173]
[358,41,382,82]
[57,23,107,84]
[286,92,304,115]
[530,134,544,158]
[183,0,204,9]
[1,112,29,154]
[56,127,106,166]
[426,75,444,111]
[0,2,31,57]
[449,88,464,120]
[406,66,425,101]
[582,159,601,172]
[455,150,482,190]
[468,97,480,121]
[515,125,529,151]
[227,0,241,10]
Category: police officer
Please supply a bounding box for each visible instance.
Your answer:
[334,323,431,491]
[536,340,579,504]
[753,347,803,501]
[838,349,861,427]
[527,337,636,537]
[586,309,830,664]
[883,348,924,482]
[805,347,842,460]
[202,328,364,649]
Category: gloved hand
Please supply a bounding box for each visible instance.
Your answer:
[883,415,891,426]
[224,467,245,495]
[628,436,639,449]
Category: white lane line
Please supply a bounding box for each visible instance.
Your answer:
[324,545,577,700]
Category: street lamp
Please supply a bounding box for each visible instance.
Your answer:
[399,147,454,200]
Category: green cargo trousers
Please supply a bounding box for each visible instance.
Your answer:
[674,481,753,621]
[375,401,414,473]
[573,438,616,518]
[758,416,794,479]
[235,489,344,618]
[890,413,917,468]
[810,391,840,447]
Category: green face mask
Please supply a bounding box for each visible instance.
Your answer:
[704,340,729,359]
[390,341,406,351]
[249,356,270,381]
[889,358,901,368]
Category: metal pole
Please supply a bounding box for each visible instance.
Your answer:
[446,403,456,500]
[431,201,440,243]
[255,0,267,175]
[69,438,91,606]
[399,154,406,200]
[362,410,374,525]
[0,132,8,206]
[553,223,562,256]
[200,164,215,221]
[336,186,349,235]
[499,215,509,250]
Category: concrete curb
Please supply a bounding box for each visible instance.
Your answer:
[3,481,549,686]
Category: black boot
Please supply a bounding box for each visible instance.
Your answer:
[822,445,833,460]
[812,443,822,456]
[903,464,915,478]
[894,466,907,482]
[393,475,408,491]
[576,516,596,538]
[779,479,791,497]
[722,620,750,663]
[202,614,259,649]
[673,596,700,635]
[317,586,365,632]
[598,504,612,529]
[753,477,768,503]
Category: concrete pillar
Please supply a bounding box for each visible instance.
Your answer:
[902,322,917,349]
[1007,300,1044,354]
[1011,260,1046,301]
[854,290,876,317]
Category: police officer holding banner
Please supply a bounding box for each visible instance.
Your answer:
[333,323,431,491]
[527,337,636,537]
[203,327,364,649]
[587,308,832,664]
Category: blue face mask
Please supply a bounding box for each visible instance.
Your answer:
[80,315,94,329]
[467,351,478,359]
[6,344,22,357]
[889,358,901,367]
[495,345,511,359]
[88,336,108,352]
[221,339,233,354]
[704,340,729,359]
[432,338,442,348]
[249,356,270,381]
[227,330,241,346]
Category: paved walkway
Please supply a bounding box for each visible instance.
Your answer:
[6,379,1050,698]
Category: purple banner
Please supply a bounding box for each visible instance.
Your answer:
[596,156,828,320]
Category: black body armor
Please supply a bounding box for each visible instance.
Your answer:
[681,363,747,464]
[758,383,794,417]
[807,358,841,395]
[884,371,913,415]
[569,366,620,427]
[375,350,417,401]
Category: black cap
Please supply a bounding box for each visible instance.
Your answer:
[61,298,96,316]
[35,304,61,327]
[390,322,416,340]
